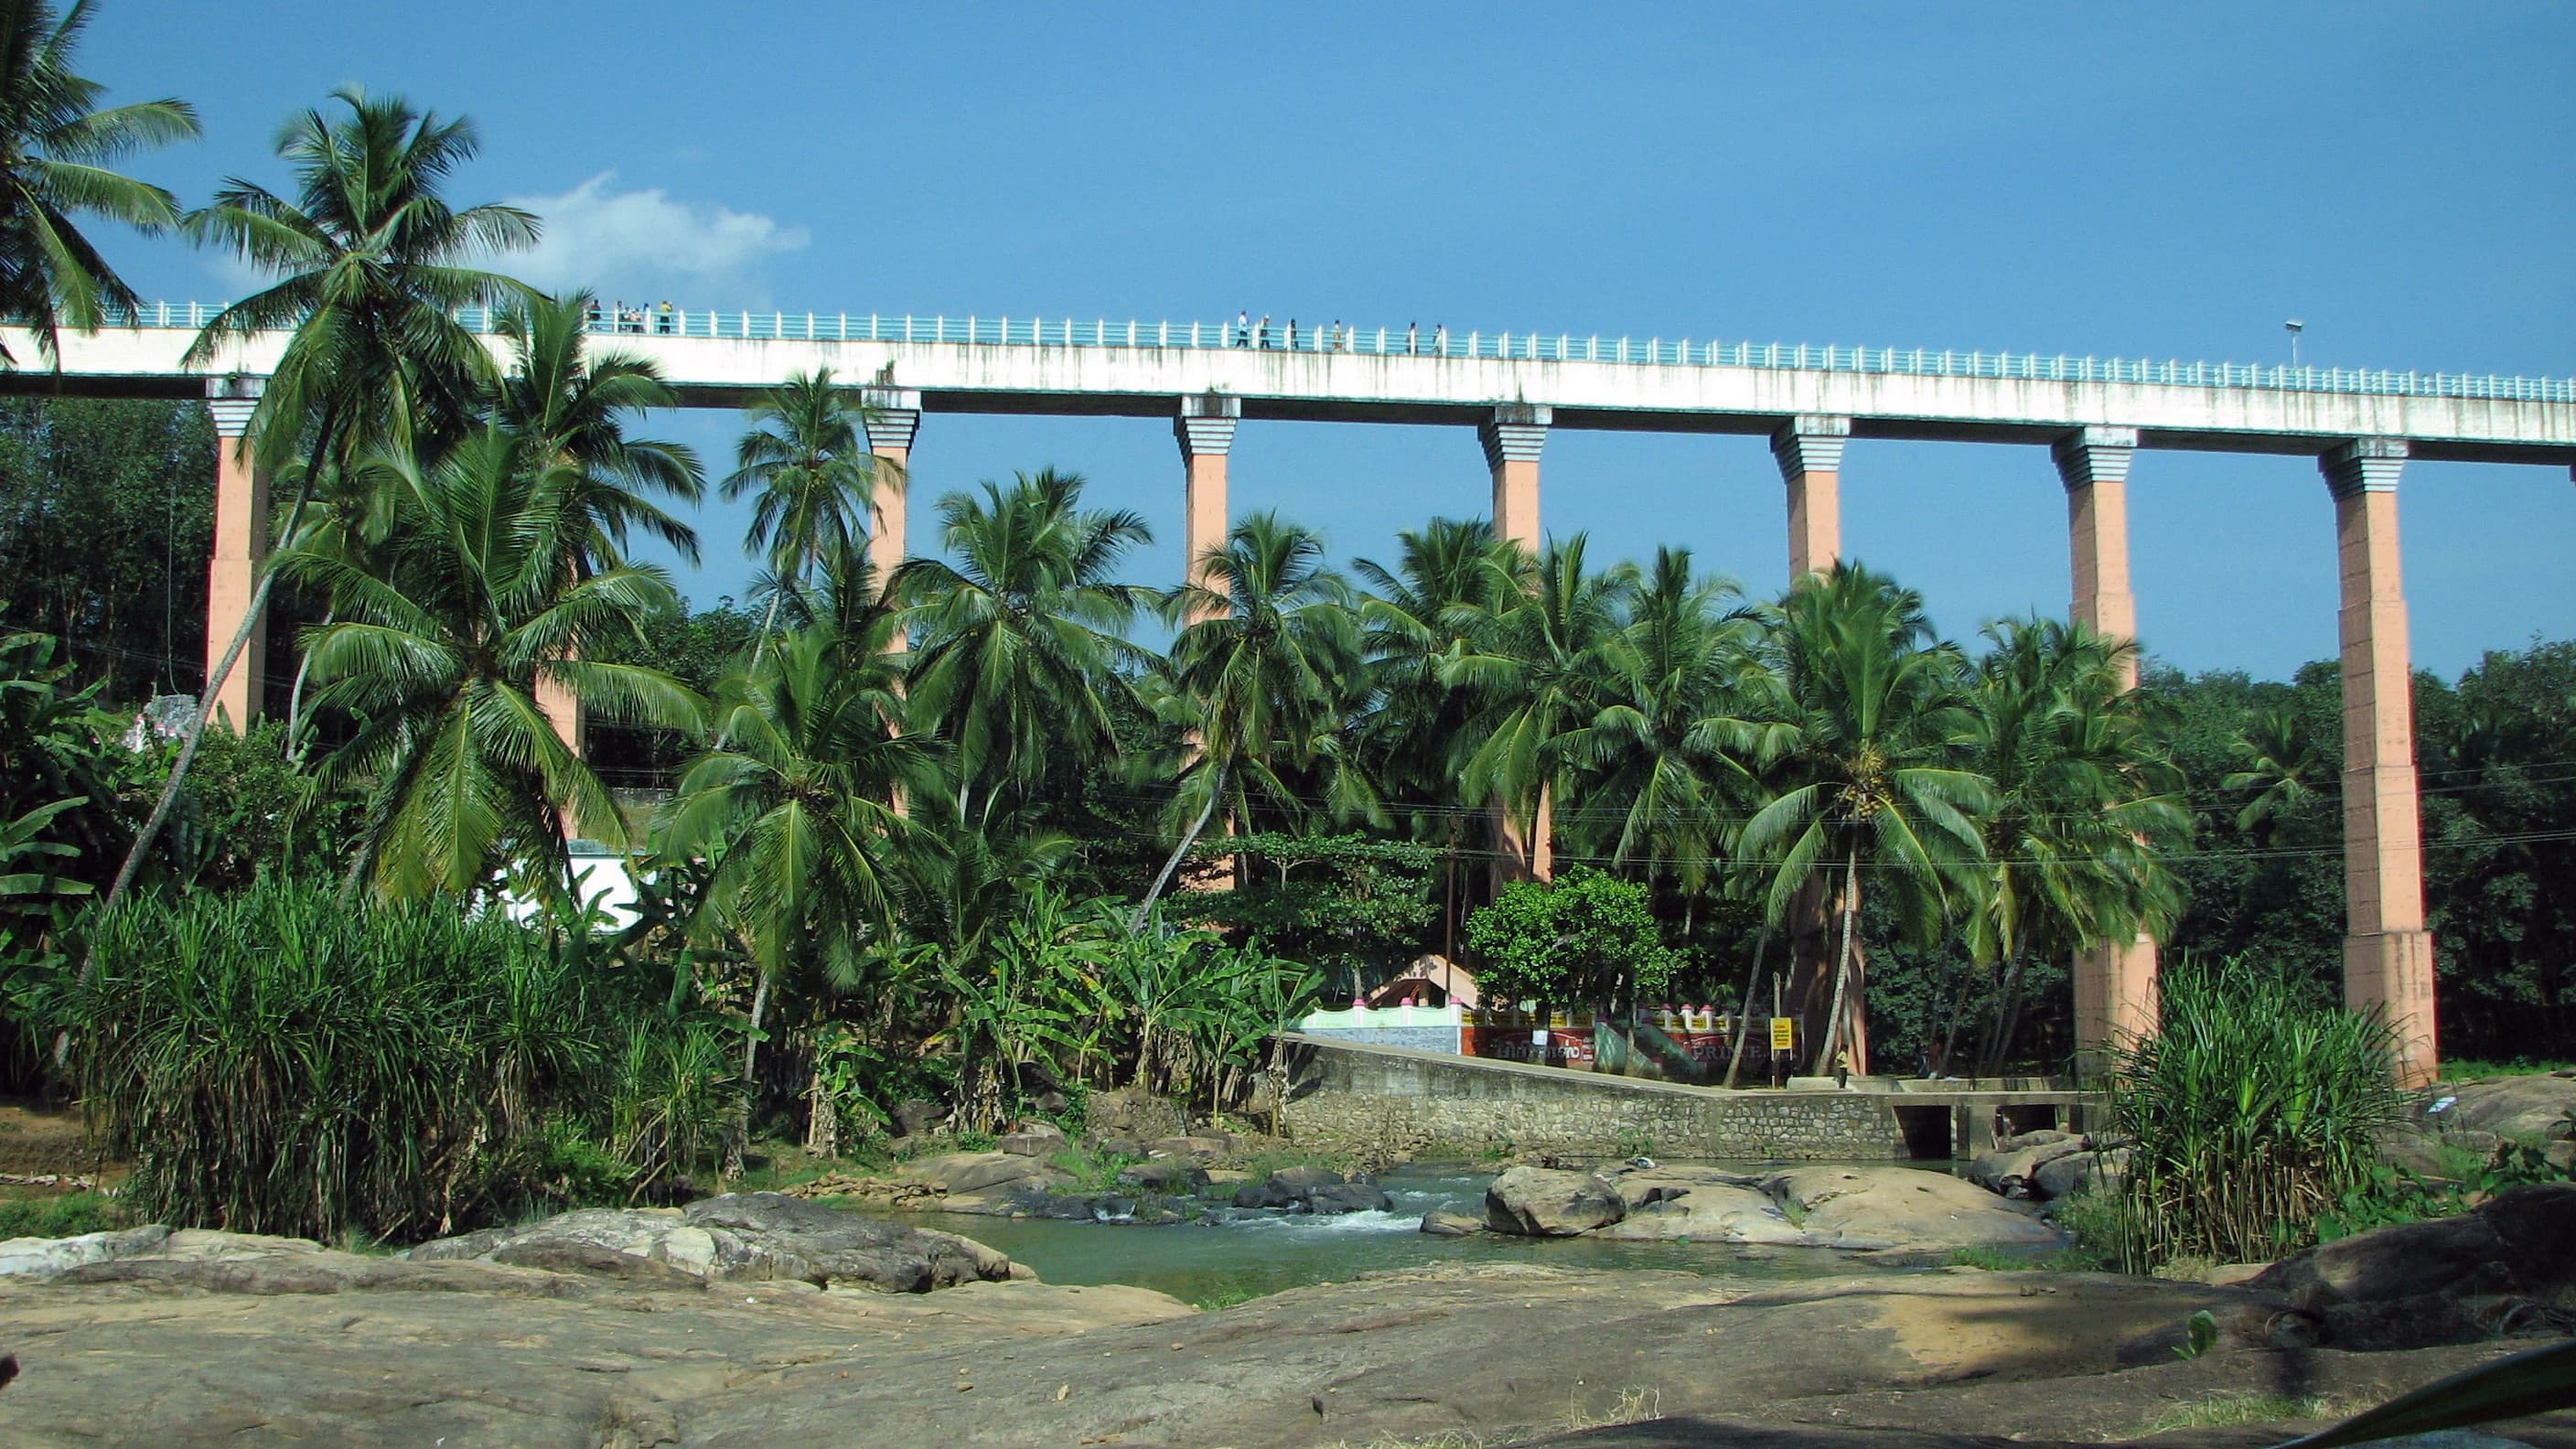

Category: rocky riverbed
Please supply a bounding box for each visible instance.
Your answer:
[1,1186,2571,1446]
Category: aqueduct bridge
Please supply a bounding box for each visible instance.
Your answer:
[12,305,2576,1084]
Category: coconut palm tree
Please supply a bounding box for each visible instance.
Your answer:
[105,87,533,909]
[722,368,882,644]
[1959,617,2188,1073]
[1133,510,1368,928]
[0,0,199,364]
[1355,517,1530,953]
[489,288,703,570]
[2226,708,2328,843]
[892,467,1154,821]
[1444,533,1632,882]
[1737,564,1991,1077]
[1556,546,1783,903]
[287,426,698,899]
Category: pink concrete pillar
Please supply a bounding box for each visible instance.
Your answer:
[2055,426,2158,1067]
[1479,404,1553,884]
[1175,394,1240,624]
[861,387,920,606]
[1771,415,1849,583]
[2322,439,2438,1086]
[203,381,267,732]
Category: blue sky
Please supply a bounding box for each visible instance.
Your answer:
[98,1,2574,680]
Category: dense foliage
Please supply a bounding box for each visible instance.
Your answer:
[2091,959,2407,1270]
[0,10,2571,1250]
[55,879,737,1240]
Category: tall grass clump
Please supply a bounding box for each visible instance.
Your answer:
[2096,957,2405,1271]
[59,879,734,1243]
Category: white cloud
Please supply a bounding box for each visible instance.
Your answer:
[493,172,810,299]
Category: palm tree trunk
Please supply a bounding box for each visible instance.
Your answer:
[284,606,335,762]
[1130,763,1226,934]
[99,414,338,922]
[1815,848,1862,1079]
[1935,957,1980,1078]
[1723,925,1773,1089]
[1980,951,2030,1079]
[96,564,279,923]
[728,971,770,1181]
[1978,949,2019,1072]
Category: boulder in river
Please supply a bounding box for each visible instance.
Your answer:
[1230,1166,1390,1215]
[1484,1165,1626,1236]
[1420,1209,1486,1237]
[1116,1161,1210,1194]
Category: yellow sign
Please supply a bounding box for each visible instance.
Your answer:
[1769,1017,1795,1051]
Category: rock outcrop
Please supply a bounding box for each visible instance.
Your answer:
[1486,1162,2063,1253]
[1484,1165,1627,1236]
[2251,1180,2576,1347]
[410,1192,1025,1293]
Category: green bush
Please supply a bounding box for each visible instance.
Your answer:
[2095,957,2405,1271]
[0,1189,126,1239]
[55,880,735,1243]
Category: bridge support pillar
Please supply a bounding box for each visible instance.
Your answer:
[203,380,266,732]
[1771,415,1849,582]
[1479,404,1552,884]
[862,388,920,604]
[2323,439,2438,1087]
[1175,394,1240,624]
[2055,426,2157,1070]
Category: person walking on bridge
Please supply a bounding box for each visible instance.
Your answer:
[1258,314,1272,349]
[1407,320,1418,355]
[1235,309,1250,347]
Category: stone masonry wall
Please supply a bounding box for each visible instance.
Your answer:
[1280,1035,1904,1161]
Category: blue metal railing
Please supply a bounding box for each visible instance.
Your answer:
[113,300,2576,405]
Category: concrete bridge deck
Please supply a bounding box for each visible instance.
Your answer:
[11,306,2574,462]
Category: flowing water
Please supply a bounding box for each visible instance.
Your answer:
[903,1164,1948,1307]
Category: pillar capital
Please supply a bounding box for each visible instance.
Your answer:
[2321,437,2408,499]
[1175,392,1240,457]
[1477,402,1550,472]
[859,387,921,455]
[2051,426,2138,490]
[205,375,264,440]
[1770,414,1851,481]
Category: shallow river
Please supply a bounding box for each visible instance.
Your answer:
[901,1164,1948,1306]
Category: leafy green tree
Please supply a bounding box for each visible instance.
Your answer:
[0,398,212,701]
[1738,564,1990,1075]
[290,426,697,898]
[1135,511,1369,927]
[1162,831,1439,996]
[894,467,1153,821]
[1462,866,1680,1009]
[0,0,198,363]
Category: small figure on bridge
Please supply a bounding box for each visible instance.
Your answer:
[1407,321,1418,355]
[1259,314,1272,349]
[1235,309,1250,347]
